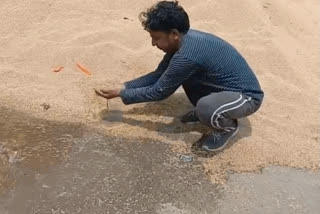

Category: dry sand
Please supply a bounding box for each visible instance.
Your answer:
[0,0,319,186]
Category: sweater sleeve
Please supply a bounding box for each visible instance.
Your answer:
[120,53,200,104]
[124,53,173,89]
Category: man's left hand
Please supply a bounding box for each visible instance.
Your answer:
[94,88,121,99]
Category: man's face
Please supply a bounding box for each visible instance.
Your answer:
[149,30,180,54]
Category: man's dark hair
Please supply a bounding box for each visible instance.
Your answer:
[139,1,190,34]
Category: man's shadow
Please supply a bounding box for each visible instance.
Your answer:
[100,92,252,157]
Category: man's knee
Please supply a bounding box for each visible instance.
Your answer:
[195,96,213,126]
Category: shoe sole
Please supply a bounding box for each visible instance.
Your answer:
[201,125,239,152]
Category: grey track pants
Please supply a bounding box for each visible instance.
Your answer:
[192,91,263,131]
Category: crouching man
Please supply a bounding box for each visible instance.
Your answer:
[95,1,264,152]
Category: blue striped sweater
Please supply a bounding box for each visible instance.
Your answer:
[120,29,263,105]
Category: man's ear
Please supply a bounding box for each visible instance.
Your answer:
[170,29,180,40]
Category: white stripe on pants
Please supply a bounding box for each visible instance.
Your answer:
[196,91,260,131]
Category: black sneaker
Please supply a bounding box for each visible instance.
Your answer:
[180,110,199,124]
[201,123,239,152]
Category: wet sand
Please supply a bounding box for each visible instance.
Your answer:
[0,107,319,213]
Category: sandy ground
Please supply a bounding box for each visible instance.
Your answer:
[0,0,319,190]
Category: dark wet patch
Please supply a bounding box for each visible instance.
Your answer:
[0,106,85,192]
[0,134,223,213]
[99,109,123,124]
[0,106,223,213]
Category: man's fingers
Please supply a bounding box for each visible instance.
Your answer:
[100,89,110,93]
[94,89,109,99]
[94,89,107,95]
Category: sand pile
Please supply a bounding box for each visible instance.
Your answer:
[0,0,319,185]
